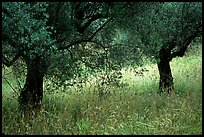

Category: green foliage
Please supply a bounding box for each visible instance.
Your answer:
[2,2,55,59]
[2,2,202,134]
[115,2,202,62]
[3,2,201,96]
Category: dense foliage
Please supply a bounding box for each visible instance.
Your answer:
[2,2,202,110]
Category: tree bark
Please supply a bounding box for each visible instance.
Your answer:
[18,56,47,112]
[157,47,174,94]
[158,60,174,94]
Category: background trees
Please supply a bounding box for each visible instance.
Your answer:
[134,2,202,93]
[2,2,202,112]
[114,2,202,93]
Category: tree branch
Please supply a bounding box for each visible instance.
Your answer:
[88,17,113,41]
[2,77,19,95]
[59,2,130,50]
[82,13,108,33]
[58,39,105,51]
[2,34,24,67]
[87,2,130,41]
[2,53,22,67]
[170,24,202,59]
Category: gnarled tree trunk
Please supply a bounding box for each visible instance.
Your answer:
[18,56,47,112]
[157,47,174,94]
[158,59,174,94]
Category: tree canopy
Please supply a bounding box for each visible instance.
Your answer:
[2,2,202,110]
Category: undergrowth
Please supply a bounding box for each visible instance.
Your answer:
[2,46,202,135]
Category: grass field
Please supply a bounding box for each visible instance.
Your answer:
[2,45,202,135]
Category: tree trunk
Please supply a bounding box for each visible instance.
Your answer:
[157,47,174,94]
[157,60,174,94]
[18,56,47,112]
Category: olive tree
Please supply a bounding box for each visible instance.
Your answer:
[106,2,202,94]
[129,2,202,93]
[2,2,55,111]
[154,2,201,93]
[2,2,131,111]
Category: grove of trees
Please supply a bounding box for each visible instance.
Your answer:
[2,2,202,112]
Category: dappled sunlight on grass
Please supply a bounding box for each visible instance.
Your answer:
[2,51,202,135]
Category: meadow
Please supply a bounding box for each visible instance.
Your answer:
[2,45,202,135]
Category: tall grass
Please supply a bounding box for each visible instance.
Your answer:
[2,47,202,135]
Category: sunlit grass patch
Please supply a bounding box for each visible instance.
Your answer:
[2,49,202,135]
